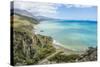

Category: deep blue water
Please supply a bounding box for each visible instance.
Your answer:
[35,20,97,51]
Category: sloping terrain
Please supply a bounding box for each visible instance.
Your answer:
[11,13,56,65]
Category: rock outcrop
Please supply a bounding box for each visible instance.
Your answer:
[78,47,97,62]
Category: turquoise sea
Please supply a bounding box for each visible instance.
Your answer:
[35,20,97,51]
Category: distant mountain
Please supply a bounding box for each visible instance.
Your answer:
[12,8,51,21]
[11,8,97,22]
[14,9,37,18]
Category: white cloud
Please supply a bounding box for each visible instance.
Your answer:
[14,1,59,18]
[64,4,93,8]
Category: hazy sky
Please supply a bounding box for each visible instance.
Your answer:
[14,1,97,21]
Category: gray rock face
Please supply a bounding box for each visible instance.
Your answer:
[78,47,97,62]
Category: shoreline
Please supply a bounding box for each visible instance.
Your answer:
[53,39,69,50]
[53,39,85,54]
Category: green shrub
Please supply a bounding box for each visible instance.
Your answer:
[49,52,80,63]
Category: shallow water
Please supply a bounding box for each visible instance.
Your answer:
[35,20,97,51]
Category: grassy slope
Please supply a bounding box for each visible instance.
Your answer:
[12,13,56,65]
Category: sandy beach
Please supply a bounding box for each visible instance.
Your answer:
[53,39,85,55]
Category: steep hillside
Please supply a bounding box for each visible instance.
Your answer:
[11,13,56,65]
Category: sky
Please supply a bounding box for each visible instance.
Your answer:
[14,1,97,21]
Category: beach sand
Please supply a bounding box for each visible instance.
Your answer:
[53,40,84,55]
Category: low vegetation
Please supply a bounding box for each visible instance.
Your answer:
[48,47,97,63]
